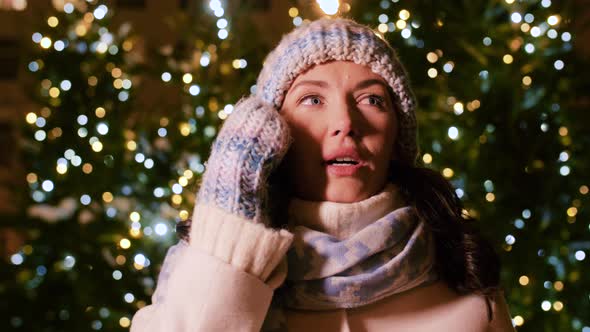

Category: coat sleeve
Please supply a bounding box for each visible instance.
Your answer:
[131,204,293,332]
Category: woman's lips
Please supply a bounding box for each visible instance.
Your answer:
[325,162,365,176]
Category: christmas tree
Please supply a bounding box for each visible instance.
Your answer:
[1,0,588,331]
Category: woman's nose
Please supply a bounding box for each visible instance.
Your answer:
[328,100,357,138]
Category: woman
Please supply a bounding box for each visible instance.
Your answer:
[131,18,515,331]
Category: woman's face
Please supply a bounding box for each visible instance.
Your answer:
[280,61,398,203]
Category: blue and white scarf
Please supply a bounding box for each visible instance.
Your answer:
[261,184,438,331]
[282,183,438,310]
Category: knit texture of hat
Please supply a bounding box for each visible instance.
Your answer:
[255,17,419,166]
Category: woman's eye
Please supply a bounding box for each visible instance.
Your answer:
[300,95,322,106]
[361,95,385,107]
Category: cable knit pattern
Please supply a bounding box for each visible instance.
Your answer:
[255,18,419,165]
[196,96,292,223]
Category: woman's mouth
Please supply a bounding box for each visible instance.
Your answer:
[324,158,365,176]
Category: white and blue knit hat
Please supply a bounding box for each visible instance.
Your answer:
[255,17,419,166]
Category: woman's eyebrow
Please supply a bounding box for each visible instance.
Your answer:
[289,78,387,93]
[289,80,329,93]
[354,79,388,90]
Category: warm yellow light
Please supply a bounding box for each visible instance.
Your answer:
[220,63,231,75]
[41,107,51,117]
[520,23,530,33]
[111,68,122,78]
[83,12,94,23]
[558,126,568,136]
[49,87,60,98]
[119,238,131,249]
[102,192,113,203]
[91,141,103,152]
[172,194,183,205]
[75,24,88,37]
[209,98,219,112]
[26,112,37,124]
[513,316,524,326]
[566,207,577,217]
[518,275,529,286]
[453,102,464,113]
[422,153,432,164]
[395,20,406,29]
[40,37,52,49]
[56,164,67,174]
[130,211,141,222]
[218,110,228,120]
[288,7,299,17]
[442,168,454,178]
[52,127,62,138]
[427,68,438,78]
[553,301,563,311]
[82,163,93,174]
[316,0,339,15]
[426,52,438,63]
[119,317,131,328]
[179,210,189,221]
[133,262,144,270]
[116,255,126,265]
[179,123,191,136]
[47,16,59,27]
[399,9,410,20]
[486,193,496,202]
[580,185,589,195]
[554,281,564,291]
[126,140,137,151]
[22,245,33,255]
[26,173,38,183]
[505,0,515,3]
[129,228,141,238]
[113,79,123,89]
[503,54,514,64]
[88,76,98,86]
[178,176,188,187]
[184,170,194,179]
[182,73,193,84]
[95,107,106,118]
[378,24,388,34]
[522,76,532,86]
[41,79,52,89]
[123,40,133,51]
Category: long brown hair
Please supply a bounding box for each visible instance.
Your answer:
[388,160,502,321]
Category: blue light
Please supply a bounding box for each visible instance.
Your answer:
[32,32,42,43]
[60,80,71,91]
[28,61,39,72]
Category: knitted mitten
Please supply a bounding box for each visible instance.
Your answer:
[189,95,293,282]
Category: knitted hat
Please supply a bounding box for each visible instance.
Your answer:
[255,17,419,166]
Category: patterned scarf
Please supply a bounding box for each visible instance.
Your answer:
[262,184,438,330]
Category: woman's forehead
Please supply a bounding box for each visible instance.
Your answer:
[288,61,389,91]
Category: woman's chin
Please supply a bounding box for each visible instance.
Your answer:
[321,181,372,203]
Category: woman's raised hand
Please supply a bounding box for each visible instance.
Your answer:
[195,95,292,225]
